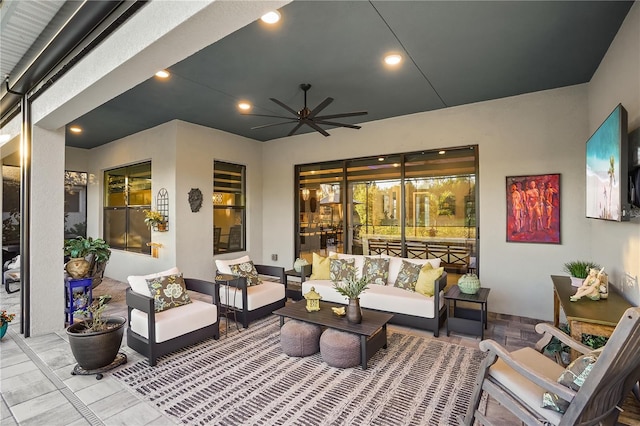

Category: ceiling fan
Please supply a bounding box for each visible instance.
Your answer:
[243,83,368,137]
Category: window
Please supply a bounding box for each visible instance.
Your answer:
[295,146,478,273]
[213,161,245,254]
[64,171,88,238]
[104,162,151,254]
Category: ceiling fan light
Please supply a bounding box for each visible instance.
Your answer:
[384,54,402,66]
[261,11,281,24]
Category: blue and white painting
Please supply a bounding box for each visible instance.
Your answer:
[586,107,622,220]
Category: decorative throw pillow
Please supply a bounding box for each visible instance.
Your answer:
[145,273,192,312]
[394,260,423,291]
[542,348,603,413]
[330,258,356,283]
[363,257,390,285]
[415,266,445,297]
[309,253,337,280]
[229,260,263,286]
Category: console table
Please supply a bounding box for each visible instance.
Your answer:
[551,275,632,360]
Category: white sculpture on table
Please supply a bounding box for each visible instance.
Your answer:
[570,267,606,302]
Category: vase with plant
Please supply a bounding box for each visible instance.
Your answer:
[1,310,15,340]
[66,295,126,374]
[333,273,369,324]
[563,260,600,287]
[144,210,167,231]
[63,237,112,284]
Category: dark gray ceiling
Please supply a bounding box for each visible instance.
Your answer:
[66,1,633,148]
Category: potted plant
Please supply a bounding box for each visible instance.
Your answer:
[333,274,369,324]
[63,237,112,283]
[66,295,126,373]
[563,260,600,287]
[143,210,167,231]
[1,310,15,340]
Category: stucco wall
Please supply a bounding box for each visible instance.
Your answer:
[262,85,591,321]
[587,1,640,305]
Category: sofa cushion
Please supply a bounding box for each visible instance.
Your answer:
[127,267,181,297]
[394,260,423,291]
[215,256,251,274]
[329,252,370,274]
[130,299,217,343]
[219,280,285,310]
[383,256,441,285]
[330,258,356,282]
[310,253,336,280]
[362,257,390,285]
[415,266,445,297]
[146,273,192,312]
[229,260,263,286]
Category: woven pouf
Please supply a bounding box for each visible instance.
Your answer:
[280,320,322,357]
[319,328,361,368]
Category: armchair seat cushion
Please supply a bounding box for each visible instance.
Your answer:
[488,347,565,425]
[130,299,217,343]
[219,281,285,311]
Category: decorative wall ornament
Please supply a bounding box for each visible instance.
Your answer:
[156,188,169,232]
[506,174,560,244]
[188,188,203,212]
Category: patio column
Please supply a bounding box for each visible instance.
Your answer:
[29,126,65,335]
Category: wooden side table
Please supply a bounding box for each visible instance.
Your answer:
[444,285,490,339]
[284,266,311,301]
[551,275,631,360]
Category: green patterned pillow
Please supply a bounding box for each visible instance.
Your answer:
[146,274,192,312]
[363,257,390,285]
[393,260,422,291]
[330,258,356,283]
[230,260,263,286]
[542,348,603,413]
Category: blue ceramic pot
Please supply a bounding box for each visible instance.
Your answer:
[0,322,8,340]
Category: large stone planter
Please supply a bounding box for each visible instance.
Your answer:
[66,316,125,370]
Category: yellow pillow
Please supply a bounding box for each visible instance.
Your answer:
[309,253,337,280]
[415,265,444,297]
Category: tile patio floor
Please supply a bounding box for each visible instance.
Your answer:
[1,278,638,425]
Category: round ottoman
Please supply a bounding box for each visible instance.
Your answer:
[319,328,361,368]
[280,320,322,357]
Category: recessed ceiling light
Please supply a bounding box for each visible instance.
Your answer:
[238,102,252,111]
[69,126,82,134]
[261,10,281,24]
[155,70,170,79]
[439,150,446,155]
[378,157,385,162]
[384,54,402,66]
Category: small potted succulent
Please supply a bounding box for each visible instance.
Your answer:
[563,260,600,287]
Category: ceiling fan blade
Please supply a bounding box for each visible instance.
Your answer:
[270,98,299,116]
[315,111,368,120]
[314,120,362,130]
[304,119,330,137]
[242,113,294,119]
[308,97,334,119]
[251,120,299,130]
[288,122,304,136]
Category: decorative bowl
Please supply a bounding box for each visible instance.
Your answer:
[458,273,481,295]
[331,307,346,317]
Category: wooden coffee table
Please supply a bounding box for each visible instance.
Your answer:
[273,301,393,370]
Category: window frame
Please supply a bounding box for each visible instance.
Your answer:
[213,160,246,255]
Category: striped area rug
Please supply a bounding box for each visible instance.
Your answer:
[113,316,485,425]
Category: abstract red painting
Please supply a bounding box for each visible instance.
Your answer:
[506,174,560,244]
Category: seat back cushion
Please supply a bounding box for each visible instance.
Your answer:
[215,255,251,274]
[362,257,390,285]
[310,253,337,280]
[128,267,180,297]
[415,266,445,297]
[383,255,441,285]
[329,258,356,282]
